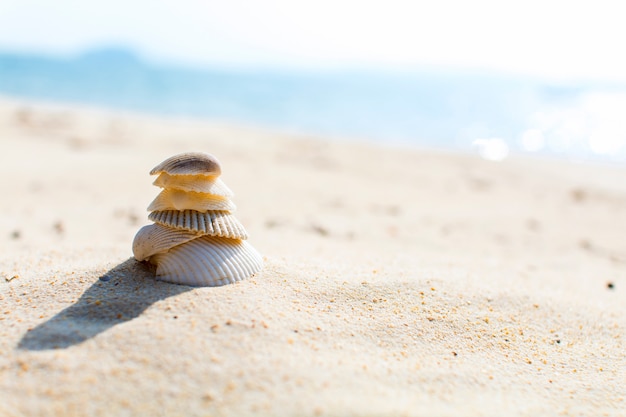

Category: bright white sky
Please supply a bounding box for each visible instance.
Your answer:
[1,0,626,81]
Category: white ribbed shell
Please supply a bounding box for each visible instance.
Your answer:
[149,210,248,239]
[132,223,201,262]
[147,188,236,212]
[150,236,263,287]
[153,173,234,197]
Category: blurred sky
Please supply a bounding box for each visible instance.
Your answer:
[1,0,626,82]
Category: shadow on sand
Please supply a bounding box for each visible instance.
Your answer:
[17,258,191,351]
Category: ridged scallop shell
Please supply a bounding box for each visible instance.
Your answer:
[149,210,248,239]
[132,223,201,261]
[147,189,236,212]
[150,152,222,176]
[149,236,263,287]
[153,173,234,197]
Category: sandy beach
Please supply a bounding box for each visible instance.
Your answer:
[1,97,625,416]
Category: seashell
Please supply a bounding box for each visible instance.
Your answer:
[147,188,236,212]
[132,223,201,261]
[133,151,262,287]
[149,236,263,287]
[153,173,234,197]
[150,152,222,177]
[149,209,248,239]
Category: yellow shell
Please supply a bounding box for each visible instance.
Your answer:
[147,189,236,212]
[149,209,248,239]
[153,173,234,197]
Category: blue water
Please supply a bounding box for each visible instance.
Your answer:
[2,48,626,162]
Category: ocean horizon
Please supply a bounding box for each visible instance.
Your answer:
[2,47,626,163]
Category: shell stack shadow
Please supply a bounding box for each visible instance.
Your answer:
[132,152,263,287]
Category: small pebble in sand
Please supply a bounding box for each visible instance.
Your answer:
[53,221,65,234]
[265,218,285,229]
[310,223,329,236]
[570,187,587,202]
[526,218,541,232]
[5,275,19,283]
[127,212,139,225]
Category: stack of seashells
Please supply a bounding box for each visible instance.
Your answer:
[132,152,263,287]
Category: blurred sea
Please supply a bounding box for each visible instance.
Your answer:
[2,47,626,163]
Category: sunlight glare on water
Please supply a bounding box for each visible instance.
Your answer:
[472,138,509,161]
[519,128,545,152]
[523,91,626,160]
